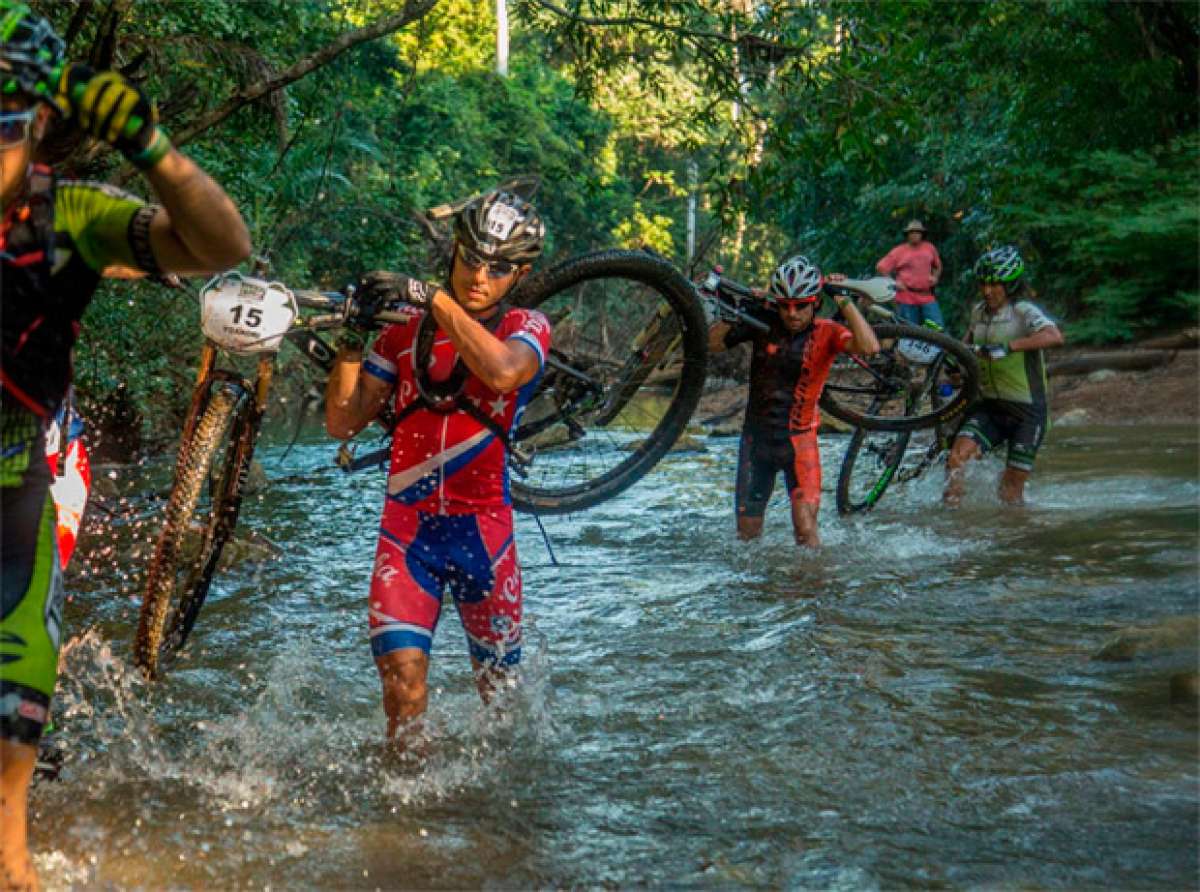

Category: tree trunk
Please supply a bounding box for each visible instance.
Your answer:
[1047,351,1175,377]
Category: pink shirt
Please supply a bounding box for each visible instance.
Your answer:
[876,241,942,305]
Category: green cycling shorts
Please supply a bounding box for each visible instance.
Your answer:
[1,410,64,745]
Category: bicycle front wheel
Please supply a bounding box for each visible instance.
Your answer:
[509,249,708,514]
[820,324,978,432]
[134,384,252,678]
[836,419,912,515]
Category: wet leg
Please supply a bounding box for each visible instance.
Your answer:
[790,498,821,549]
[375,648,430,739]
[998,467,1030,505]
[737,515,764,541]
[943,436,981,507]
[0,740,37,891]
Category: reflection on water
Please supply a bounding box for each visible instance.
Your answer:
[35,424,1199,889]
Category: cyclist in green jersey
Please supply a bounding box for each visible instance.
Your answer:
[1,4,249,886]
[943,246,1064,508]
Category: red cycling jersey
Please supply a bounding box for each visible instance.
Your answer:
[363,305,551,514]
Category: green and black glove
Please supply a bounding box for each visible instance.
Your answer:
[56,64,171,169]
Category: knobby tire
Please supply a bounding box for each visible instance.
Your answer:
[135,385,246,678]
[510,249,707,514]
[819,323,978,433]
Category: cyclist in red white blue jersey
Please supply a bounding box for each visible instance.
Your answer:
[326,190,550,740]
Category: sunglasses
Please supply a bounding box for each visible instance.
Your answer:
[457,243,517,279]
[775,298,818,310]
[0,110,34,147]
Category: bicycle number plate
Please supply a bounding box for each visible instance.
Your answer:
[200,273,297,354]
[898,336,942,365]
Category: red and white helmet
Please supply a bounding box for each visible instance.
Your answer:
[768,255,824,304]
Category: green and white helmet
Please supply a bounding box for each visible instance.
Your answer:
[974,245,1025,285]
[0,1,64,111]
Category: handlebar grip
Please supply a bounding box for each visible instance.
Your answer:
[294,289,345,309]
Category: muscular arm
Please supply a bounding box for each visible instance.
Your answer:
[324,348,393,440]
[429,292,540,393]
[1010,324,1064,352]
[143,148,251,275]
[708,321,732,354]
[837,298,880,356]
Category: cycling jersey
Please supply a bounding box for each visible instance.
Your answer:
[966,299,1055,408]
[2,165,157,419]
[724,308,853,434]
[363,306,551,514]
[2,168,156,746]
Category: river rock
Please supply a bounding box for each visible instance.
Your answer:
[621,433,708,453]
[217,528,281,570]
[1054,408,1091,427]
[1169,672,1200,707]
[707,422,742,437]
[1086,368,1119,383]
[242,460,269,496]
[1093,616,1200,662]
[819,411,853,434]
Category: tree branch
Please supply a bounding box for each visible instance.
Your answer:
[169,0,439,150]
[527,0,813,58]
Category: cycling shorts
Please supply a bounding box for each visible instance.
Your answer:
[959,399,1047,472]
[1,415,65,746]
[735,427,822,518]
[368,502,522,668]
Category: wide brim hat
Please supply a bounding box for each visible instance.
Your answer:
[903,219,926,233]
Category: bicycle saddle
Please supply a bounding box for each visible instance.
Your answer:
[825,276,897,303]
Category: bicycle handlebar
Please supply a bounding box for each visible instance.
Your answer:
[292,289,414,327]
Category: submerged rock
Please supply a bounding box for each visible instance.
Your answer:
[1169,672,1199,708]
[1093,616,1199,662]
[218,528,281,569]
[1055,407,1091,426]
[622,433,708,453]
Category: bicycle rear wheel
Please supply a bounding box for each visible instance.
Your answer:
[509,249,708,514]
[820,324,977,432]
[134,383,253,677]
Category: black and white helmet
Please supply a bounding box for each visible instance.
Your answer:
[768,255,824,304]
[453,190,545,264]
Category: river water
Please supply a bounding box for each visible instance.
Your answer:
[34,423,1199,889]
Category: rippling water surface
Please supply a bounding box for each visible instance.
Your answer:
[35,423,1199,889]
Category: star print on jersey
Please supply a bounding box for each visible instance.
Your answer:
[364,306,553,512]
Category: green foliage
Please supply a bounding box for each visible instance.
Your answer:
[20,0,1199,455]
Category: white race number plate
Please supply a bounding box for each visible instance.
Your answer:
[200,273,297,354]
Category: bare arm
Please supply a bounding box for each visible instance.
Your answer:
[430,292,540,393]
[324,348,393,439]
[708,321,732,354]
[144,148,252,275]
[1010,324,1064,352]
[834,297,880,356]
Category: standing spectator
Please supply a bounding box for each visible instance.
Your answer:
[876,219,944,328]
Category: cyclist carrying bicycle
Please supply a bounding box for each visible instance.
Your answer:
[325,190,550,740]
[0,2,250,885]
[708,256,879,548]
[943,246,1064,507]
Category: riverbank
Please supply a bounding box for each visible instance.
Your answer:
[695,347,1200,434]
